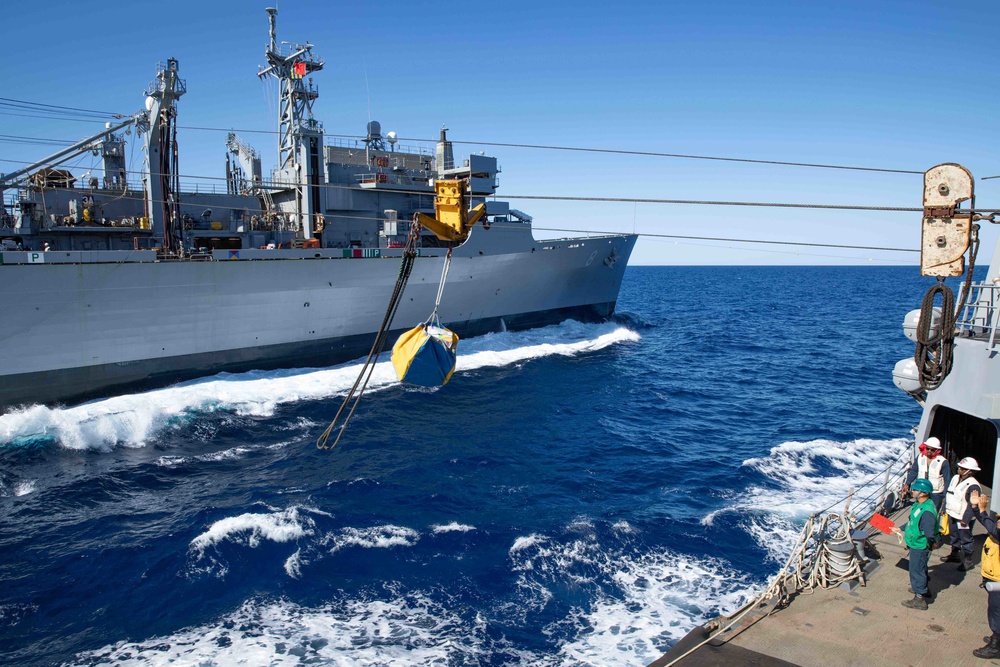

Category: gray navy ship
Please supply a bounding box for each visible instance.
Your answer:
[0,8,636,412]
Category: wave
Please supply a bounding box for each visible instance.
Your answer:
[507,530,753,666]
[431,522,476,534]
[188,506,432,580]
[71,594,495,667]
[324,525,421,553]
[13,480,35,497]
[554,551,753,665]
[0,320,639,452]
[190,506,314,554]
[156,441,296,468]
[703,437,910,562]
[0,478,36,498]
[73,524,751,667]
[187,506,317,579]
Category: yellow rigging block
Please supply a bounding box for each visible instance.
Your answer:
[416,179,487,243]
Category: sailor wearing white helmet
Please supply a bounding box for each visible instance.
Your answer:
[903,437,951,512]
[942,456,983,571]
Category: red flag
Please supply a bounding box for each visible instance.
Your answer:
[292,62,306,79]
[869,513,895,534]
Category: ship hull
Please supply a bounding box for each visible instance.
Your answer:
[0,227,635,410]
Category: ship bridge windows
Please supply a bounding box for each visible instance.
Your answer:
[927,405,998,488]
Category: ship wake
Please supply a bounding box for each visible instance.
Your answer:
[0,320,639,451]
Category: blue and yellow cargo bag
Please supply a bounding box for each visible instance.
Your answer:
[391,324,459,386]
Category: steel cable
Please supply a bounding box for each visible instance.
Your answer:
[316,218,421,450]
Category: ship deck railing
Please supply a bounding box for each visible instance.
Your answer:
[957,282,1000,349]
[325,136,432,157]
[0,246,457,266]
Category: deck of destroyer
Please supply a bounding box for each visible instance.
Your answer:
[654,502,999,667]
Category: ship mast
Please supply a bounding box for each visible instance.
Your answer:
[142,58,186,253]
[257,7,325,240]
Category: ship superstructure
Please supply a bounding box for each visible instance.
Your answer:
[0,9,635,411]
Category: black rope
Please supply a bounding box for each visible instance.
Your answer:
[316,218,421,450]
[955,224,982,330]
[914,224,981,391]
[915,283,956,391]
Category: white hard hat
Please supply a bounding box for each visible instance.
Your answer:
[957,456,981,471]
[924,437,942,450]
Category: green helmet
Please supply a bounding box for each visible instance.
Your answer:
[912,478,934,494]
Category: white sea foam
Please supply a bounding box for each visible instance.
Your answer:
[556,552,754,665]
[190,507,314,555]
[13,480,36,497]
[73,528,749,667]
[611,520,636,534]
[72,595,495,667]
[284,549,304,579]
[431,522,476,534]
[703,437,910,562]
[0,321,639,451]
[505,529,754,665]
[324,525,420,553]
[155,444,254,467]
[510,533,547,554]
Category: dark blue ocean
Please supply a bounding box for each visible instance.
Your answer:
[0,266,941,666]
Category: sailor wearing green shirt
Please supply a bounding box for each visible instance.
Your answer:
[894,478,939,610]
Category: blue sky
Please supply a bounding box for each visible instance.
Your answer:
[2,0,999,265]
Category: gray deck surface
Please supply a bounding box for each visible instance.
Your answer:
[659,504,1000,667]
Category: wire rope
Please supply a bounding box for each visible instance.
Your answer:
[315,218,421,450]
[0,158,926,213]
[0,99,932,175]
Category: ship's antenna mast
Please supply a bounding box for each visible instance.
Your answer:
[268,6,277,54]
[364,60,372,166]
[257,7,325,239]
[141,58,186,254]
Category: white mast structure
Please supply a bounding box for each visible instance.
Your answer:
[257,7,325,240]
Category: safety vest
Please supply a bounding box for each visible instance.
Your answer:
[917,455,947,493]
[983,536,1000,582]
[904,499,938,550]
[945,475,980,519]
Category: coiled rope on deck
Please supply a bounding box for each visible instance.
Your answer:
[659,444,913,667]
